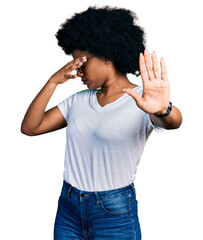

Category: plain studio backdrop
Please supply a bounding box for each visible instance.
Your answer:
[0,0,202,239]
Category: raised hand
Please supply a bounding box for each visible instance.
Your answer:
[124,50,170,115]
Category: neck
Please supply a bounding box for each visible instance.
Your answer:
[99,76,134,96]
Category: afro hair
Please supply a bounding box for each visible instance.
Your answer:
[55,5,146,76]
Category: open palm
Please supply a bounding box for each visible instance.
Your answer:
[124,50,170,115]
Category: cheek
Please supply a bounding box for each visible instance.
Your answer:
[94,64,108,78]
[86,61,108,80]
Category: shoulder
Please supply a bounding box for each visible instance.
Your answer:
[75,89,92,98]
[76,89,92,95]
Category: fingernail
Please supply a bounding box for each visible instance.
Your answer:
[82,56,87,60]
[123,88,126,92]
[144,49,148,53]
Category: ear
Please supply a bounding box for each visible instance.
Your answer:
[105,59,111,64]
[97,55,111,64]
[103,58,112,66]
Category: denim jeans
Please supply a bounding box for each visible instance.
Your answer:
[54,180,142,239]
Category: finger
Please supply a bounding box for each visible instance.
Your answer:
[65,56,87,69]
[66,59,86,74]
[64,73,77,79]
[151,51,160,79]
[139,53,149,84]
[160,57,168,81]
[144,50,154,80]
[70,57,87,70]
[123,88,144,107]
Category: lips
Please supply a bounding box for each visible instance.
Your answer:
[82,79,88,84]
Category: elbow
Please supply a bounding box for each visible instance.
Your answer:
[165,123,181,130]
[174,112,183,129]
[176,118,183,129]
[20,124,35,136]
[165,115,183,130]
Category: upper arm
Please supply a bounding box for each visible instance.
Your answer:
[26,106,67,136]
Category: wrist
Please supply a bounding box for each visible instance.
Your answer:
[154,108,168,116]
[153,101,172,118]
[48,78,59,87]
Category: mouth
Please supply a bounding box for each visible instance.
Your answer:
[82,79,88,85]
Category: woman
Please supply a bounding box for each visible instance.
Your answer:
[21,6,182,240]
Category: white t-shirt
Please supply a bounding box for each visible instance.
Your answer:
[57,86,164,191]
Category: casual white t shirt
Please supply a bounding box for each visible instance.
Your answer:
[57,86,164,191]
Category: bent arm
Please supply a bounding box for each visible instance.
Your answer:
[21,80,67,136]
[22,106,67,136]
[150,105,183,130]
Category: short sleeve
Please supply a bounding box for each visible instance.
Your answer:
[57,96,72,123]
[144,113,165,133]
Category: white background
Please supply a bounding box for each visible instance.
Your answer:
[1,0,202,239]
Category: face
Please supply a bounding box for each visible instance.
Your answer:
[72,49,111,90]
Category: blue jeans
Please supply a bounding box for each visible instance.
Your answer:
[54,180,142,239]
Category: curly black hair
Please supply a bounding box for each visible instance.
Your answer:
[55,5,146,76]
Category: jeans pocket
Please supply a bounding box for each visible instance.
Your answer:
[100,192,131,215]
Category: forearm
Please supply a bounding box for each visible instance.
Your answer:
[21,79,58,133]
[150,105,183,130]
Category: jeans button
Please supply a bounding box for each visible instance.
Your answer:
[81,193,85,197]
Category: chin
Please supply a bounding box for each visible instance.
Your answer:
[86,84,95,90]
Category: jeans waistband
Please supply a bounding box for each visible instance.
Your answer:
[62,180,136,203]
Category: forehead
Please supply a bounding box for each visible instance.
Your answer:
[72,49,92,59]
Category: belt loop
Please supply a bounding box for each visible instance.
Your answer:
[130,183,136,197]
[94,192,101,206]
[67,185,73,199]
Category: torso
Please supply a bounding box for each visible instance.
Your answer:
[96,84,138,107]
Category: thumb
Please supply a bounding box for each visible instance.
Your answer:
[123,88,142,105]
